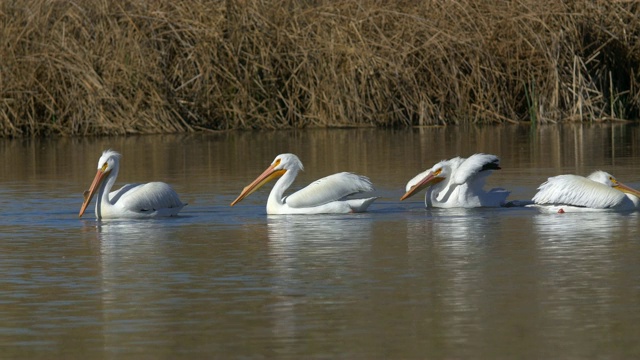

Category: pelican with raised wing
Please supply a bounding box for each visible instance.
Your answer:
[530,170,640,213]
[230,153,377,214]
[400,153,509,208]
[79,150,185,219]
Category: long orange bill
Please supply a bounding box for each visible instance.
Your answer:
[230,164,286,206]
[400,173,443,201]
[79,169,109,217]
[614,181,640,199]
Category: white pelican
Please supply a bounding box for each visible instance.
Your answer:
[530,170,640,213]
[79,150,185,219]
[230,153,377,214]
[400,153,509,208]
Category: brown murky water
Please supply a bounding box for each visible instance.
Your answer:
[1,125,640,358]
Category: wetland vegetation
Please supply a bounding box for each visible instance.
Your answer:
[1,0,639,136]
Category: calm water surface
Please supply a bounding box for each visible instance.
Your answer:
[1,125,640,359]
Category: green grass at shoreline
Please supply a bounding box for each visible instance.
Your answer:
[1,0,639,137]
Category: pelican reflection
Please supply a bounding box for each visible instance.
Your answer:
[265,214,373,345]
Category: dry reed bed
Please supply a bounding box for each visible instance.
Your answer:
[1,0,639,136]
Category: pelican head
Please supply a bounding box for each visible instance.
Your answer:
[400,158,457,201]
[96,150,121,173]
[230,153,304,206]
[589,170,640,198]
[79,150,121,217]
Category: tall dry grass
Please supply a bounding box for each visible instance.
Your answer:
[1,0,639,136]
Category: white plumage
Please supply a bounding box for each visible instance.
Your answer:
[531,170,640,212]
[79,150,185,219]
[401,153,509,208]
[230,153,377,214]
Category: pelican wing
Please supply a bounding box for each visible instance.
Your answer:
[114,182,184,212]
[532,175,625,208]
[284,172,374,208]
[453,154,500,185]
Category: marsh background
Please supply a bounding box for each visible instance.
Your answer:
[1,0,640,136]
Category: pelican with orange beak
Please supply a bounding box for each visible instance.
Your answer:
[401,153,509,208]
[230,153,377,214]
[530,170,640,213]
[79,150,185,219]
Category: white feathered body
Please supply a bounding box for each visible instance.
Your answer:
[405,153,509,208]
[231,153,377,215]
[81,149,185,220]
[270,172,376,215]
[531,171,640,212]
[98,182,185,219]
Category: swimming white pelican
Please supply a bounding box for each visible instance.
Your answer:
[400,153,509,208]
[230,153,377,214]
[79,150,185,219]
[530,170,640,213]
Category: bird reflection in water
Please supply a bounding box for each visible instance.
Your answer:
[265,214,373,344]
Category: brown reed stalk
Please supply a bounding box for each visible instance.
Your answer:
[0,0,638,136]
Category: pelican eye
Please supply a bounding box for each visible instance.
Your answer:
[100,163,108,172]
[434,168,442,176]
[273,159,281,167]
